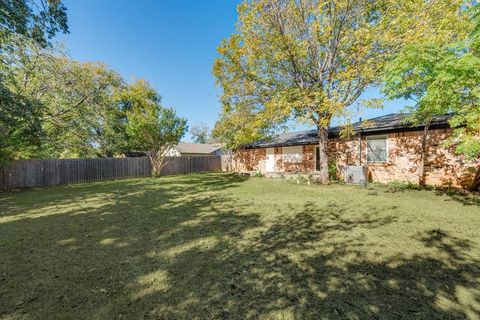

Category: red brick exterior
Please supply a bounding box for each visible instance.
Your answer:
[233,128,479,188]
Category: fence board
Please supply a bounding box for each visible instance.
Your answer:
[160,156,222,176]
[0,157,151,189]
[0,155,225,189]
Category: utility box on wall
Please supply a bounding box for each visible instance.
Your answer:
[343,166,368,185]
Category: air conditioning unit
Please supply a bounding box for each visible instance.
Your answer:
[343,166,368,185]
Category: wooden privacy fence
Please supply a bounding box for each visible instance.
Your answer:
[0,157,151,189]
[161,156,222,176]
[0,155,228,189]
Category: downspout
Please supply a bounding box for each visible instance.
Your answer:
[419,121,431,186]
[358,117,362,166]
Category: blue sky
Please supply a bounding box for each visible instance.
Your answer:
[58,0,408,136]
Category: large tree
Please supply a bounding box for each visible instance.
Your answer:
[0,36,46,163]
[0,0,68,164]
[1,37,188,164]
[0,84,43,165]
[383,5,479,189]
[190,122,215,144]
[39,59,127,158]
[1,37,128,158]
[0,0,68,48]
[123,80,188,177]
[214,0,467,184]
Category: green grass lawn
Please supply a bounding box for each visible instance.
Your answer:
[0,173,479,319]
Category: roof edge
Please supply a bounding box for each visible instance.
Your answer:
[242,113,451,149]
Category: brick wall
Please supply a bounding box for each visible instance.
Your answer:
[233,128,479,188]
[233,145,315,173]
[233,148,266,172]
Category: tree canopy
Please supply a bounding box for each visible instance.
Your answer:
[0,0,69,48]
[0,2,187,175]
[383,5,479,160]
[1,0,69,165]
[124,80,188,176]
[0,35,187,168]
[190,122,214,144]
[214,0,468,183]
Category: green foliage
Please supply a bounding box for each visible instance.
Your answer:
[0,85,43,165]
[0,0,68,48]
[253,170,264,177]
[1,37,128,159]
[43,60,127,158]
[383,5,480,160]
[328,161,338,181]
[213,0,467,183]
[190,122,213,144]
[0,35,186,167]
[126,106,187,155]
[367,180,433,193]
[0,7,185,169]
[383,44,480,159]
[470,3,480,48]
[125,80,188,176]
[307,173,313,185]
[0,0,68,166]
[385,181,423,193]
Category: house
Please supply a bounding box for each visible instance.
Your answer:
[165,142,224,157]
[233,113,479,188]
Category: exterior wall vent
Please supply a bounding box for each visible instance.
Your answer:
[343,166,368,185]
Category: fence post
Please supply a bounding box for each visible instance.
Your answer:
[0,156,224,189]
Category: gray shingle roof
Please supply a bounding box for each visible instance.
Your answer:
[176,143,222,154]
[246,113,451,148]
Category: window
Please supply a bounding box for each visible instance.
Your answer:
[283,146,303,163]
[366,135,388,163]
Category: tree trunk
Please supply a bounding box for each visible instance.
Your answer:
[419,123,430,186]
[148,151,166,177]
[470,169,480,192]
[147,153,158,177]
[317,126,329,185]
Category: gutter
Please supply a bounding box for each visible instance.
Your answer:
[242,123,451,150]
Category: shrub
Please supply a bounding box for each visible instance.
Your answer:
[328,161,338,181]
[366,180,434,193]
[254,170,264,177]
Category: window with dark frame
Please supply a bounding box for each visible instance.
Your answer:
[283,146,303,163]
[366,135,388,163]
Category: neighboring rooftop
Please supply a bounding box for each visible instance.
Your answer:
[175,142,223,154]
[246,113,451,149]
[125,143,223,157]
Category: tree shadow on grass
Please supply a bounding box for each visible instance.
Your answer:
[0,173,251,318]
[0,175,479,319]
[0,173,249,219]
[120,201,479,319]
[148,204,479,319]
[434,188,480,208]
